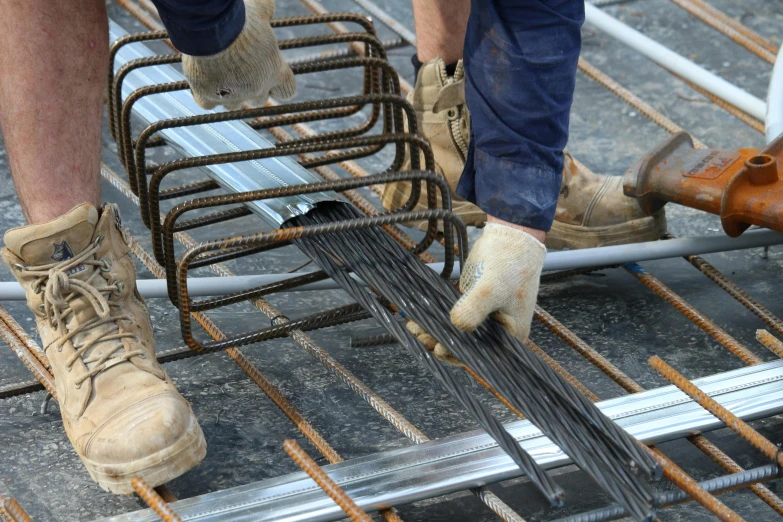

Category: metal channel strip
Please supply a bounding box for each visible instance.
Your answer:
[97,359,783,522]
[109,21,340,226]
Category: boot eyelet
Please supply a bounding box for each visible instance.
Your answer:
[33,284,42,295]
[100,258,113,272]
[66,365,72,373]
[446,108,458,119]
[113,281,125,295]
[75,382,82,390]
[37,304,45,313]
[139,353,147,359]
[94,234,104,246]
[12,263,25,272]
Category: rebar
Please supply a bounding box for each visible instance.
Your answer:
[1,499,33,522]
[0,307,55,397]
[284,440,373,522]
[103,7,783,522]
[101,164,430,522]
[650,356,783,467]
[291,202,661,519]
[688,435,783,516]
[350,333,399,348]
[624,263,763,365]
[554,463,782,522]
[534,306,644,394]
[131,477,182,522]
[757,330,783,358]
[652,449,745,522]
[681,252,783,338]
[668,0,776,63]
[0,380,45,399]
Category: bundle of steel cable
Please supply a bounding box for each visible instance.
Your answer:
[289,202,661,521]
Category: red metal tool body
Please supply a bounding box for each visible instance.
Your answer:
[624,131,783,236]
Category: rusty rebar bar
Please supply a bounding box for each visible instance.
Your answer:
[677,251,783,338]
[688,435,783,516]
[624,263,763,366]
[652,448,746,522]
[284,440,373,522]
[675,73,765,133]
[526,340,601,402]
[650,356,783,468]
[536,299,783,515]
[577,58,709,148]
[673,0,778,53]
[1,499,33,522]
[668,0,776,63]
[131,477,182,522]
[757,330,783,358]
[0,307,55,396]
[534,306,644,394]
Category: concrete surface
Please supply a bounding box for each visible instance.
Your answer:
[1,0,783,520]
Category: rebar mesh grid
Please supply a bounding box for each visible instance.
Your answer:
[0,0,782,521]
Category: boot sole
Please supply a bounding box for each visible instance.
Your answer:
[381,184,487,231]
[546,210,667,250]
[80,409,207,495]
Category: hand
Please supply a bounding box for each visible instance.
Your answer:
[450,219,547,341]
[181,0,296,111]
[406,321,466,368]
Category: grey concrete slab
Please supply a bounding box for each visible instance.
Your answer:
[1,0,783,520]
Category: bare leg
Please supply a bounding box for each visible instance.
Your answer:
[0,0,107,224]
[411,0,470,64]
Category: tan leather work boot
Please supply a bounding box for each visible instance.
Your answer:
[1,203,206,494]
[381,57,487,230]
[546,153,667,249]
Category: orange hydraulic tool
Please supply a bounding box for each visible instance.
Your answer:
[624,131,783,236]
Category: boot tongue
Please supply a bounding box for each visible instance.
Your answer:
[4,204,99,266]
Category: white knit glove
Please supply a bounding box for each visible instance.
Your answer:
[181,0,296,111]
[450,223,546,341]
[408,223,546,367]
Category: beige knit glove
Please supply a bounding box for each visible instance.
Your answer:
[181,0,296,111]
[408,223,546,367]
[451,223,546,341]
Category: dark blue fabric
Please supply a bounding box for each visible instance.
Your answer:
[150,0,246,56]
[456,0,584,231]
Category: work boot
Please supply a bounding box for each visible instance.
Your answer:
[1,203,206,494]
[381,57,487,230]
[546,153,667,249]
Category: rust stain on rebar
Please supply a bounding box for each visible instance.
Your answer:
[651,356,783,468]
[534,306,644,393]
[680,251,783,338]
[1,498,34,522]
[625,264,763,366]
[284,440,373,522]
[668,0,777,62]
[131,477,182,522]
[652,449,746,522]
[757,329,783,358]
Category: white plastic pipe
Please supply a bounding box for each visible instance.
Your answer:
[585,3,767,121]
[766,43,783,143]
[1,229,781,300]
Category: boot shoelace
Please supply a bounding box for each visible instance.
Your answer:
[20,235,143,387]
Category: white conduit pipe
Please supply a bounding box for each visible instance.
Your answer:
[585,3,767,121]
[766,43,783,143]
[1,229,781,300]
